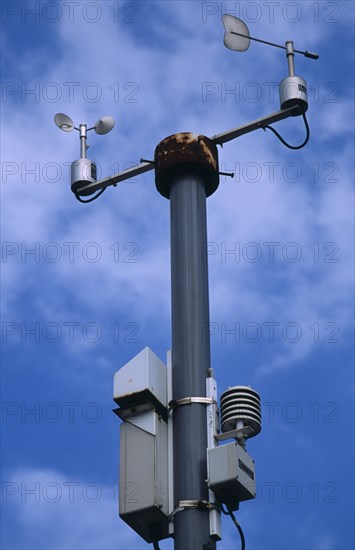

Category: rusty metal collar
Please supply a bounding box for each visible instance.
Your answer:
[154,133,219,199]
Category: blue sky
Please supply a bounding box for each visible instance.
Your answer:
[1,1,354,549]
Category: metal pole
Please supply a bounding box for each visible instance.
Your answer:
[170,173,214,550]
[154,133,220,550]
[286,41,295,77]
[79,123,87,158]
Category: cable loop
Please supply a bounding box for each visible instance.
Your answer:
[262,112,310,150]
[74,187,106,203]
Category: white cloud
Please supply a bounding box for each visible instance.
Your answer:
[1,467,149,549]
[1,2,353,369]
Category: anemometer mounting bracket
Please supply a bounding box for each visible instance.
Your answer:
[71,104,300,198]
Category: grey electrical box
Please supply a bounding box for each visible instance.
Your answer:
[208,442,256,510]
[119,411,170,543]
[114,347,167,418]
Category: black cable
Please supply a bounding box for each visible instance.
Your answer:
[221,503,246,550]
[152,541,161,550]
[262,112,310,150]
[74,187,106,203]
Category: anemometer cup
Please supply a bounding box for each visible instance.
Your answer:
[279,76,308,115]
[71,158,97,196]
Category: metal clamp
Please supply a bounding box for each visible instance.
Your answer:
[168,397,216,413]
[169,500,218,521]
[216,425,253,442]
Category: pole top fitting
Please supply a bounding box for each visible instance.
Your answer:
[154,133,219,199]
[285,40,294,53]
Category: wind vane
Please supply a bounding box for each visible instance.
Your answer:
[222,15,319,115]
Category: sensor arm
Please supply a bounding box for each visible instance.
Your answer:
[210,104,300,146]
[230,31,319,59]
[75,160,154,196]
[75,105,300,196]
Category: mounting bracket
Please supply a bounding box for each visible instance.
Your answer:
[74,105,300,197]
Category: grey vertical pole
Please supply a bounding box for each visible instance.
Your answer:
[155,134,220,550]
[170,173,214,550]
[79,123,87,158]
[286,40,295,76]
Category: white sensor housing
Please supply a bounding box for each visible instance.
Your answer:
[280,75,308,114]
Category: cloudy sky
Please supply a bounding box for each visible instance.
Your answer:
[1,1,354,549]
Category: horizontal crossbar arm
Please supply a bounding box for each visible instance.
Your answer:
[210,105,300,146]
[75,160,154,195]
[75,106,300,195]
